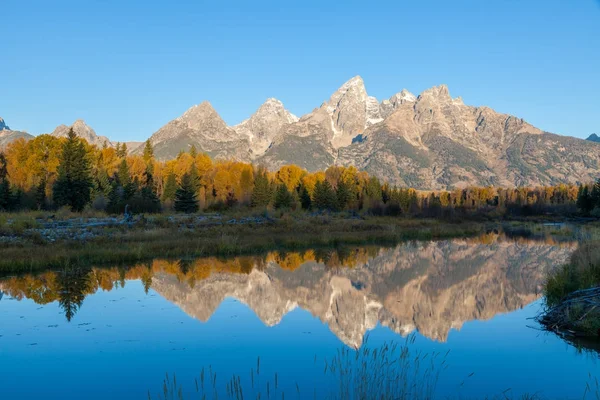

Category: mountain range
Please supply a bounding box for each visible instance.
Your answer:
[0,235,576,346]
[2,76,600,189]
[151,237,574,347]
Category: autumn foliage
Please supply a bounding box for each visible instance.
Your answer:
[0,133,584,216]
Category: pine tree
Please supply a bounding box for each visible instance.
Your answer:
[274,183,293,209]
[190,145,198,157]
[117,159,131,187]
[189,163,200,193]
[300,186,312,210]
[53,128,93,212]
[106,181,121,214]
[336,179,352,210]
[95,168,111,197]
[143,140,154,164]
[123,176,138,202]
[129,172,161,214]
[0,153,11,211]
[592,179,600,209]
[162,173,178,203]
[313,180,337,211]
[57,266,91,322]
[174,173,199,213]
[35,177,47,210]
[251,168,272,208]
[577,185,594,213]
[365,176,383,202]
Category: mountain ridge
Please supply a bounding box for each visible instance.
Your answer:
[150,238,574,347]
[0,117,35,148]
[50,119,112,147]
[3,76,599,189]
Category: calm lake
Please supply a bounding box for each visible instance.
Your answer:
[1,233,598,399]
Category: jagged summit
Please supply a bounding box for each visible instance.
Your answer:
[177,101,218,121]
[419,84,451,100]
[4,76,594,189]
[147,100,251,161]
[0,117,9,131]
[233,98,298,154]
[51,119,112,147]
[324,76,370,148]
[149,238,573,346]
[380,90,417,119]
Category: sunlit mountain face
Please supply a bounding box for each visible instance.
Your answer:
[0,233,575,347]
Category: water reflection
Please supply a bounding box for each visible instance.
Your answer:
[0,233,576,347]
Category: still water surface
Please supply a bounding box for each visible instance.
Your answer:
[0,234,598,399]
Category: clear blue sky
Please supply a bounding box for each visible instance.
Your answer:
[1,0,599,141]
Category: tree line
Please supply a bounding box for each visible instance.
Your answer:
[0,130,588,216]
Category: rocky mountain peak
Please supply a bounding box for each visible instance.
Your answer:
[171,101,234,137]
[233,98,298,154]
[0,117,9,131]
[326,76,368,113]
[379,89,417,119]
[178,101,220,122]
[51,120,112,147]
[324,76,370,148]
[147,100,251,161]
[419,84,452,102]
[254,98,298,122]
[389,89,417,105]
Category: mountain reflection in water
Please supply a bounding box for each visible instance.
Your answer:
[0,233,575,348]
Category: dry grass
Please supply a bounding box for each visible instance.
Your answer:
[545,241,600,305]
[540,237,600,340]
[0,215,485,274]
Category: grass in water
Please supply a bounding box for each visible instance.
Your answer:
[148,337,599,400]
[540,240,600,339]
[150,336,446,400]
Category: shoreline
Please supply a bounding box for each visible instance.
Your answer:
[0,211,582,275]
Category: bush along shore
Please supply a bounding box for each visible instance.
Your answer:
[539,240,600,340]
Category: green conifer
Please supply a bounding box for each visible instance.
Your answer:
[313,180,337,211]
[143,140,154,164]
[53,128,93,212]
[117,159,131,187]
[162,173,178,203]
[251,168,272,208]
[274,183,293,209]
[300,185,312,210]
[0,153,11,211]
[35,177,47,210]
[174,173,199,213]
[336,179,352,210]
